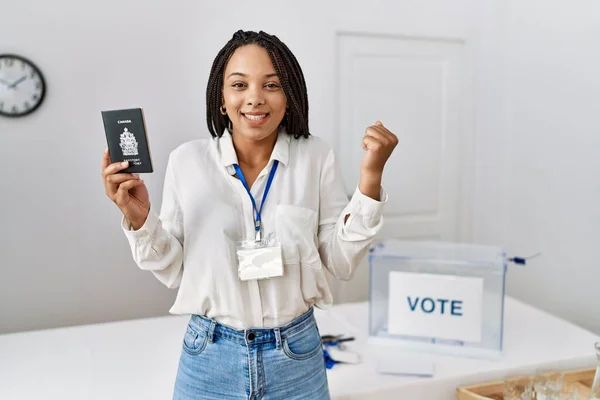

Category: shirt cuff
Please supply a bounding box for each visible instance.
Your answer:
[121,204,160,241]
[348,185,388,217]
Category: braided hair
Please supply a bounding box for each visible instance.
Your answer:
[206,30,310,139]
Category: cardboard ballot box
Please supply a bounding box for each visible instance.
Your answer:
[368,239,507,359]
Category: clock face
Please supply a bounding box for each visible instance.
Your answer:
[0,54,46,117]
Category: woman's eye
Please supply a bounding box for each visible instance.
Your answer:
[265,83,280,89]
[232,82,246,89]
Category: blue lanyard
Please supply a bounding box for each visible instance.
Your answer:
[233,160,279,241]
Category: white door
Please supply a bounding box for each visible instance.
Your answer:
[337,33,467,241]
[327,2,485,302]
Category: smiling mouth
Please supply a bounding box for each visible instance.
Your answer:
[242,113,269,121]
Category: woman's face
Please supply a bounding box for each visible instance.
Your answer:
[222,44,287,141]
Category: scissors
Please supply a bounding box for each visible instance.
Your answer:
[320,335,355,345]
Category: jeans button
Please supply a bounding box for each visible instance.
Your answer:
[247,332,256,341]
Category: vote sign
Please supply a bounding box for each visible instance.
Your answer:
[387,271,484,343]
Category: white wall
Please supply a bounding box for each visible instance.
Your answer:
[1,0,599,336]
[499,0,600,334]
[469,0,600,335]
[1,0,435,333]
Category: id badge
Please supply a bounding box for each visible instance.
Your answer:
[236,234,284,281]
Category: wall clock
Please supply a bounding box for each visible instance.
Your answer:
[0,54,46,117]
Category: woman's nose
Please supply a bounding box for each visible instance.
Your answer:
[246,85,265,107]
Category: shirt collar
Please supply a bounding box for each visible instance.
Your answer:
[218,127,290,174]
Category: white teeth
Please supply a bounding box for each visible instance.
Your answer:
[244,114,267,121]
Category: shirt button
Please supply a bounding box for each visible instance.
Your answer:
[246,332,256,341]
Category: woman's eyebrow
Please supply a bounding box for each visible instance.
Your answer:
[227,72,279,79]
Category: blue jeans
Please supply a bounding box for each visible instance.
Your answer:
[173,307,331,400]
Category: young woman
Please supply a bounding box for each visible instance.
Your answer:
[101,30,398,400]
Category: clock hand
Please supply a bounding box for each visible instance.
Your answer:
[0,78,11,85]
[8,76,27,89]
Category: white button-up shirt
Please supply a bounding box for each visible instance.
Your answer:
[122,130,387,329]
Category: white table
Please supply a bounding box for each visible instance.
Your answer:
[323,298,599,399]
[0,297,598,400]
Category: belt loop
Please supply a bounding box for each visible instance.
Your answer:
[274,327,282,350]
[207,320,217,343]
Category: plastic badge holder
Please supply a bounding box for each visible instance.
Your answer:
[368,239,507,359]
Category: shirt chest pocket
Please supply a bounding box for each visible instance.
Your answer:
[275,205,322,270]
